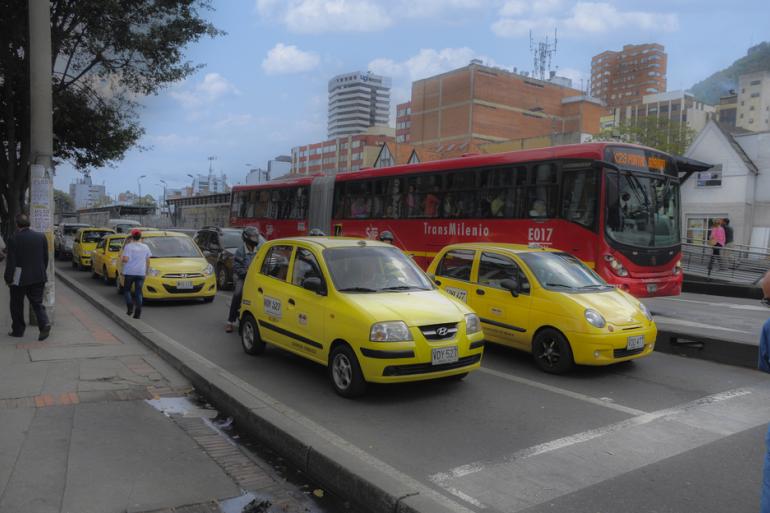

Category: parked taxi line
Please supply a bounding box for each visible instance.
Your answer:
[429,385,765,512]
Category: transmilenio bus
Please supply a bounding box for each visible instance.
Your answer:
[230,143,709,297]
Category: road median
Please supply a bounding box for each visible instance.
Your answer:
[55,270,471,513]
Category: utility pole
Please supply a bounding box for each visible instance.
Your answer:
[28,0,55,323]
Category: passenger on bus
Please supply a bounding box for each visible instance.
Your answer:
[529,199,547,218]
[351,197,369,218]
[424,186,440,217]
[491,192,505,217]
[479,192,493,218]
[406,184,417,217]
[442,194,455,218]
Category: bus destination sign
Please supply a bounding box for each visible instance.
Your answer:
[606,147,671,175]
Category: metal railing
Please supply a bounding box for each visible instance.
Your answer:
[681,242,770,284]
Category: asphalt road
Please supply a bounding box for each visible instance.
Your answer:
[57,261,770,513]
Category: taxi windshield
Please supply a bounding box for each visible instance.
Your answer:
[108,239,125,251]
[82,230,112,243]
[323,246,434,293]
[144,236,201,258]
[518,252,611,292]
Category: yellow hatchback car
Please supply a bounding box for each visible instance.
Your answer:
[116,231,216,302]
[239,237,485,397]
[91,234,127,284]
[72,228,115,270]
[427,243,657,374]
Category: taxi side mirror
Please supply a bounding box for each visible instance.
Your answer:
[500,278,520,297]
[302,276,326,296]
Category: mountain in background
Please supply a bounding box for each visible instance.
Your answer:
[689,42,770,105]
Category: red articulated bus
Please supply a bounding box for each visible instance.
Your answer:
[230,142,710,297]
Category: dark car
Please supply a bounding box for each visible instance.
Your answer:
[194,227,264,290]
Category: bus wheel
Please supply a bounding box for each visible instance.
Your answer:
[329,344,366,398]
[532,328,574,374]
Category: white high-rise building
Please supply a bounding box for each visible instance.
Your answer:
[737,70,770,132]
[328,71,391,138]
[69,173,106,210]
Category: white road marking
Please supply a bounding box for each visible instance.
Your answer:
[429,386,767,513]
[653,296,768,312]
[478,367,647,416]
[653,315,752,334]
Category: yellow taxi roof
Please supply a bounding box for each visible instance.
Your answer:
[272,236,392,249]
[139,230,191,238]
[441,242,560,255]
[78,227,114,232]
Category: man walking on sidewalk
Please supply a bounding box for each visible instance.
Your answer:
[4,214,51,340]
[122,228,152,319]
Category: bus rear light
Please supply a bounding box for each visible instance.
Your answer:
[604,255,629,277]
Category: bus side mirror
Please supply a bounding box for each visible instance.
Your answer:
[500,279,520,297]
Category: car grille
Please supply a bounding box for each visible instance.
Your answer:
[382,354,481,376]
[162,284,205,293]
[419,322,458,341]
[614,347,645,358]
[162,273,204,278]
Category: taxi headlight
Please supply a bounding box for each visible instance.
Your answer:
[584,308,606,328]
[370,321,413,342]
[202,264,214,276]
[465,313,481,335]
[148,268,161,277]
[639,302,653,321]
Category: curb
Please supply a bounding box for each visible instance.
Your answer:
[653,328,758,369]
[683,277,763,300]
[56,270,466,513]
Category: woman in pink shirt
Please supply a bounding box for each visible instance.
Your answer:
[708,219,726,273]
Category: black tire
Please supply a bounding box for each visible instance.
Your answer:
[240,314,265,355]
[216,266,230,290]
[328,344,366,398]
[202,295,215,303]
[532,328,574,374]
[91,265,99,279]
[116,274,124,295]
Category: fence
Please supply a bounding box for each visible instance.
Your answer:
[681,242,770,284]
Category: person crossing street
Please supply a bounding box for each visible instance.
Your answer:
[121,228,152,319]
[225,227,263,333]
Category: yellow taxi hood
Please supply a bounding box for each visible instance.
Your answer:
[341,290,468,326]
[565,290,647,326]
[148,257,209,274]
[79,242,99,251]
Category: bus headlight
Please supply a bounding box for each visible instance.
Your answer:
[673,259,682,276]
[585,308,606,328]
[370,321,413,342]
[604,254,629,277]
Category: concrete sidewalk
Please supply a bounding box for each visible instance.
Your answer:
[0,284,331,513]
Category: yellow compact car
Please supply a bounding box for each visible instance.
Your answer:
[91,234,127,284]
[239,237,485,397]
[72,228,115,270]
[116,231,216,302]
[426,243,656,374]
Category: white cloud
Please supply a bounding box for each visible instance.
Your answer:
[258,0,392,34]
[369,47,501,84]
[493,1,678,37]
[169,73,239,108]
[150,133,201,148]
[262,43,320,75]
[213,114,256,130]
[397,0,486,18]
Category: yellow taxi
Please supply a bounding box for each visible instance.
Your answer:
[91,233,127,284]
[116,231,216,302]
[426,243,656,374]
[72,228,115,270]
[239,237,485,397]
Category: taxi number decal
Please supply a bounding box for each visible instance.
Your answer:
[263,296,282,319]
[445,287,468,303]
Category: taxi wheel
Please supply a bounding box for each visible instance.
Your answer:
[102,267,111,285]
[240,314,265,355]
[91,266,99,279]
[329,345,366,398]
[532,328,574,374]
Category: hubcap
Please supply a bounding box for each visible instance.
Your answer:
[243,322,254,350]
[537,338,560,367]
[332,354,352,390]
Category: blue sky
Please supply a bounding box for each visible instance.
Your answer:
[54,0,770,200]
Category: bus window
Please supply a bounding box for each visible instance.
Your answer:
[561,169,598,230]
[529,163,557,218]
[446,170,477,218]
[385,178,403,218]
[347,181,371,219]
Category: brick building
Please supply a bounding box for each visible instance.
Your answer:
[591,43,667,107]
[407,62,605,157]
[396,101,411,143]
[290,127,395,175]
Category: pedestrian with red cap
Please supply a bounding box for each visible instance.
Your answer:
[121,228,152,319]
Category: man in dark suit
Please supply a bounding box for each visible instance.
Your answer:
[4,214,51,340]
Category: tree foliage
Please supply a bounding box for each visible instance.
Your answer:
[0,0,221,228]
[689,41,770,105]
[134,194,157,207]
[592,116,696,156]
[53,188,74,214]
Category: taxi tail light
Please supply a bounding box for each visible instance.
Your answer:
[604,255,629,277]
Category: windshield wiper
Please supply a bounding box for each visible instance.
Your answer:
[379,285,429,291]
[545,283,575,289]
[579,284,607,290]
[337,286,378,292]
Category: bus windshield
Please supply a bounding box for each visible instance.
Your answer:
[605,173,680,248]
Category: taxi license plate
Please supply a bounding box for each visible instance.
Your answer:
[626,335,645,351]
[177,280,193,290]
[432,346,458,365]
[646,283,657,293]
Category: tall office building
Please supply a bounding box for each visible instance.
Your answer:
[591,43,667,107]
[737,71,770,132]
[69,174,106,209]
[328,71,391,138]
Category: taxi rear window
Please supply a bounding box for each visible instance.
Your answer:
[436,250,474,281]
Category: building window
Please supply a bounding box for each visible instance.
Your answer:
[696,164,722,187]
[751,92,761,98]
[686,216,729,245]
[750,80,761,86]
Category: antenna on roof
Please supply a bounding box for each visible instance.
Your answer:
[530,28,558,81]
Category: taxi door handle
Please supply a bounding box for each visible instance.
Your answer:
[288,298,295,306]
[476,289,485,295]
[257,287,263,294]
